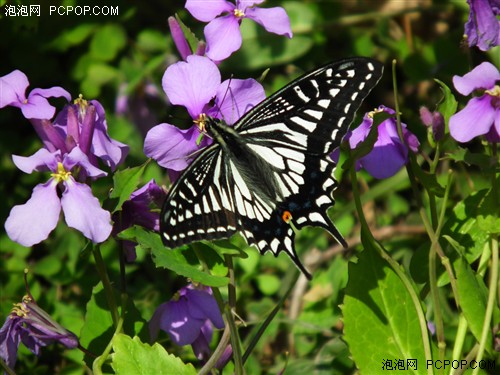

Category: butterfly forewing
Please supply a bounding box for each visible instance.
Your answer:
[160,58,383,278]
[237,58,383,154]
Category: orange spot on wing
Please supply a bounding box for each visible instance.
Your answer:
[282,210,292,223]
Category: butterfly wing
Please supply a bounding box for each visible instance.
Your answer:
[236,58,384,154]
[161,58,383,278]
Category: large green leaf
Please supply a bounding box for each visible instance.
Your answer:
[111,334,197,375]
[343,247,427,374]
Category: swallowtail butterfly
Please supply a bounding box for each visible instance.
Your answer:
[160,58,383,279]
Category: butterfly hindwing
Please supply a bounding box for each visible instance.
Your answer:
[160,58,384,278]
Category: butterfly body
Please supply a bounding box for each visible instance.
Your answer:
[161,58,384,278]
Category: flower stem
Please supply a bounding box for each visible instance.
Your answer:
[472,235,498,375]
[223,254,244,374]
[92,244,119,326]
[92,311,125,375]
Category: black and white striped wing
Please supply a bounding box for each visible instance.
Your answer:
[236,58,383,154]
[160,58,383,278]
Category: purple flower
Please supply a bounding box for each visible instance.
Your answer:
[149,284,224,361]
[0,70,71,119]
[464,0,500,51]
[185,0,292,61]
[112,180,165,262]
[349,106,420,179]
[144,55,265,172]
[449,62,500,143]
[4,147,112,247]
[53,98,129,171]
[0,295,78,372]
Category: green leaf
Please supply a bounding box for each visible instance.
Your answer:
[441,190,492,264]
[343,247,426,374]
[90,24,127,61]
[446,146,497,169]
[409,156,445,197]
[174,14,199,55]
[119,226,229,287]
[137,29,167,52]
[109,161,150,213]
[81,63,118,97]
[445,236,493,353]
[79,283,147,368]
[434,78,458,130]
[255,274,281,295]
[48,23,96,52]
[111,334,197,375]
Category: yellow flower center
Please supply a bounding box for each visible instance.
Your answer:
[367,107,384,119]
[194,113,208,132]
[51,162,72,183]
[11,296,32,318]
[485,85,500,97]
[74,94,88,119]
[234,8,245,18]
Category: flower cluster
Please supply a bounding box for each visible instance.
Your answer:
[1,70,129,247]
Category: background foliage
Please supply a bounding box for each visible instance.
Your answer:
[1,0,499,374]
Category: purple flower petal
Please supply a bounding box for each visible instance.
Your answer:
[5,180,61,247]
[0,70,28,108]
[357,120,410,179]
[63,147,107,179]
[0,317,22,370]
[90,100,129,170]
[191,321,212,361]
[157,299,205,346]
[144,123,207,171]
[163,56,221,118]
[61,179,112,243]
[187,289,224,329]
[453,62,500,95]
[449,96,496,142]
[205,15,242,61]
[169,16,192,60]
[20,94,55,119]
[465,0,500,51]
[215,78,265,125]
[245,6,293,38]
[12,148,59,174]
[185,0,234,22]
[238,0,265,8]
[30,87,71,102]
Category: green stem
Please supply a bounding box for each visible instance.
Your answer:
[349,160,434,375]
[198,325,232,375]
[428,171,454,369]
[450,314,468,375]
[223,254,244,374]
[92,244,119,326]
[472,235,498,375]
[92,312,125,375]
